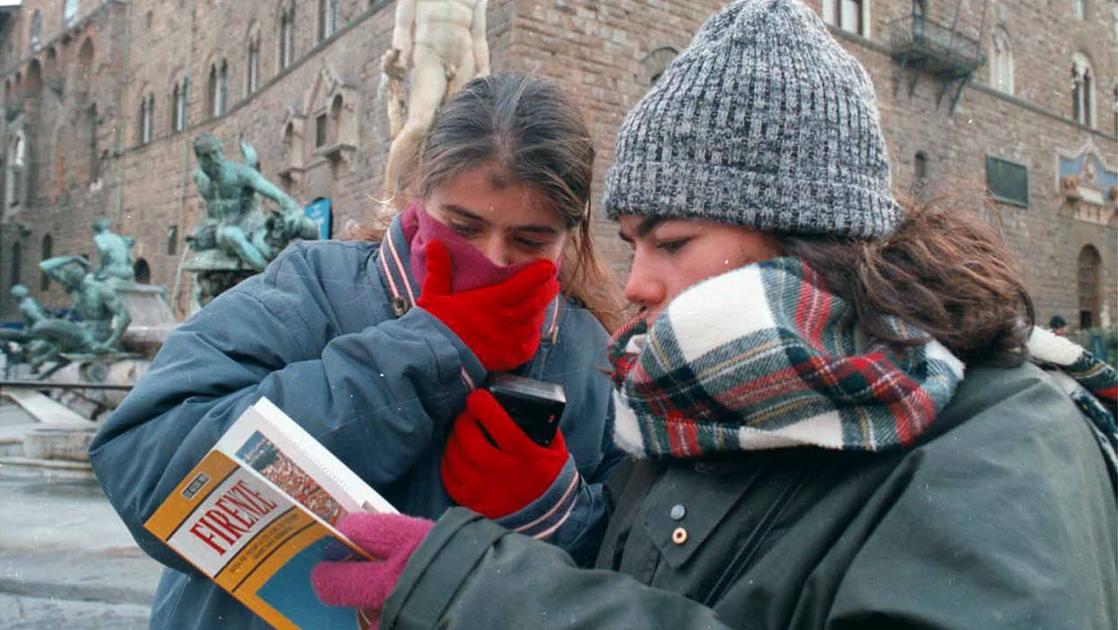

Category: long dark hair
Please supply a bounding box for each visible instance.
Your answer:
[777,195,1034,367]
[355,73,623,329]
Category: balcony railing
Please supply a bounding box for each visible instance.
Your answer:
[889,13,984,78]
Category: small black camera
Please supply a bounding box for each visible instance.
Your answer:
[488,374,567,447]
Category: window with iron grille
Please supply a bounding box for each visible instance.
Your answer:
[985,156,1028,207]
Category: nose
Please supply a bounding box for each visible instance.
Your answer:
[622,253,665,315]
[476,233,515,267]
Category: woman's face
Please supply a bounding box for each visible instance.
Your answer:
[424,165,569,267]
[618,215,781,323]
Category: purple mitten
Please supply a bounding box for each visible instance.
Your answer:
[311,513,434,612]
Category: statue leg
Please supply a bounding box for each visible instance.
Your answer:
[31,320,96,353]
[217,226,269,272]
[384,49,448,199]
[28,340,59,373]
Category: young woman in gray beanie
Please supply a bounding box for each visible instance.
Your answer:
[311,1,1116,627]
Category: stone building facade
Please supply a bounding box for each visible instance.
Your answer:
[1,0,1116,331]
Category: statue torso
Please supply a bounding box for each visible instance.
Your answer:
[413,0,481,56]
[198,165,263,229]
[74,276,113,324]
[19,298,49,327]
[95,232,133,272]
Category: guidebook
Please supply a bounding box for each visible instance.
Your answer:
[144,398,396,630]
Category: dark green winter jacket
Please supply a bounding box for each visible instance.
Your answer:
[380,363,1117,629]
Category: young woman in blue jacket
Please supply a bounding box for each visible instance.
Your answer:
[89,72,624,630]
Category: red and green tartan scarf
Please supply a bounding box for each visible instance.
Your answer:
[607,257,967,458]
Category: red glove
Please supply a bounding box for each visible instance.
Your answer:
[311,512,434,623]
[417,241,559,372]
[441,389,569,519]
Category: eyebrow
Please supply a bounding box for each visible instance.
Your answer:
[618,216,665,241]
[443,204,487,224]
[443,204,560,237]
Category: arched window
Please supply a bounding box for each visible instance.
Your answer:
[29,11,42,50]
[989,28,1014,95]
[172,78,188,133]
[218,61,228,114]
[167,225,179,256]
[207,65,217,117]
[279,7,295,71]
[209,61,228,117]
[247,37,260,95]
[823,0,867,37]
[5,131,25,208]
[1078,245,1101,329]
[63,0,79,28]
[133,258,152,284]
[318,0,339,42]
[139,93,154,145]
[39,234,53,290]
[10,241,21,287]
[1072,53,1095,127]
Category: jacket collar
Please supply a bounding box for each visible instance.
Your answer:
[374,213,564,344]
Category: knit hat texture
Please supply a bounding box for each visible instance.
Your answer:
[603,0,902,238]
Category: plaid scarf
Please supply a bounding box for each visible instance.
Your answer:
[1027,327,1118,481]
[607,258,966,458]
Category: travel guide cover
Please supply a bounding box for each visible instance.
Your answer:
[144,398,396,629]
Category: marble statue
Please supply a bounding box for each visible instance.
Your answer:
[92,217,136,282]
[382,0,490,198]
[188,134,317,272]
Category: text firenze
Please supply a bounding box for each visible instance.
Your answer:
[188,480,279,555]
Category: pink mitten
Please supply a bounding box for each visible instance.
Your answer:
[311,513,434,613]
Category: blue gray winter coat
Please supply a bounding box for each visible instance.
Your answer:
[89,216,622,630]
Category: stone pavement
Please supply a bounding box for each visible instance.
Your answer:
[0,403,162,629]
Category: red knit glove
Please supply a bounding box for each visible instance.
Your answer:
[416,240,559,372]
[441,389,569,519]
[311,512,434,624]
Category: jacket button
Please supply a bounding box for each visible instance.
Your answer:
[672,527,688,545]
[670,504,686,521]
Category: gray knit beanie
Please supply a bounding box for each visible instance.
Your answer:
[603,0,902,238]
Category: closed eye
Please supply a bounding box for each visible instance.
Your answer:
[657,239,690,254]
[515,237,549,251]
[449,222,481,238]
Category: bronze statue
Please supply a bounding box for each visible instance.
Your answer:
[188,134,317,271]
[0,284,49,375]
[92,217,136,282]
[12,283,50,328]
[24,256,132,373]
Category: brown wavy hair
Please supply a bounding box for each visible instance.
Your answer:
[351,73,623,329]
[776,195,1034,367]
